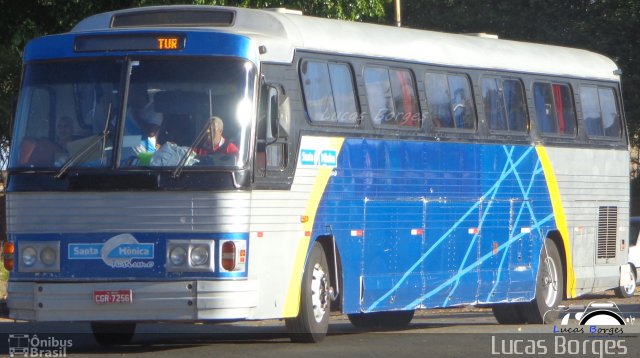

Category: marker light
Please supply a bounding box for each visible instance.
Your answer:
[3,242,14,255]
[3,242,14,271]
[221,241,236,271]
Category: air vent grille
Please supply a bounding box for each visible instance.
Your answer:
[597,206,617,259]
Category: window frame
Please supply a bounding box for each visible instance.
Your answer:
[363,64,422,130]
[423,70,477,132]
[532,81,578,138]
[579,84,623,141]
[299,58,360,127]
[481,76,529,135]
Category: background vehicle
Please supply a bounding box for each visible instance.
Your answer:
[617,217,640,297]
[4,5,630,343]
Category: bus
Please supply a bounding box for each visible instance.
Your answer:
[4,5,633,344]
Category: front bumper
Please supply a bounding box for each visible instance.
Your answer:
[7,280,258,322]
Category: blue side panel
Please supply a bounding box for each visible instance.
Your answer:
[361,199,425,310]
[311,139,554,314]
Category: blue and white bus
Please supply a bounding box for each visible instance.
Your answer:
[4,5,632,343]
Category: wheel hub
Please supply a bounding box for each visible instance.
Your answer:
[542,256,559,307]
[310,262,329,323]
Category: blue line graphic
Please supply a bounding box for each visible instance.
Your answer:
[367,145,547,311]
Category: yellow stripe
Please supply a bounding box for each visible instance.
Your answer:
[535,146,576,298]
[283,137,345,317]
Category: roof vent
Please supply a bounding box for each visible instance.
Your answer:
[265,8,303,15]
[111,8,235,28]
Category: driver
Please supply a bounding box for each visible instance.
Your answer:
[194,116,238,156]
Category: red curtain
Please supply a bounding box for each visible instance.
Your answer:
[553,84,565,134]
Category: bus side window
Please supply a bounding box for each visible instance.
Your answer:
[425,72,475,130]
[482,77,527,133]
[389,68,420,127]
[300,60,358,124]
[300,60,335,122]
[364,66,394,126]
[596,87,621,138]
[425,73,453,128]
[534,82,576,137]
[504,80,528,132]
[448,75,474,129]
[364,66,420,127]
[581,85,623,139]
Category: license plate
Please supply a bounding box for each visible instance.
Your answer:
[93,290,132,304]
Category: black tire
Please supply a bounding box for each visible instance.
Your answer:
[492,303,527,324]
[286,242,331,343]
[91,322,136,346]
[522,239,564,324]
[615,268,637,298]
[347,310,414,329]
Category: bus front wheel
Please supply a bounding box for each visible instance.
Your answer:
[286,242,331,343]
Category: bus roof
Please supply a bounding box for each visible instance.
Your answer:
[72,5,620,81]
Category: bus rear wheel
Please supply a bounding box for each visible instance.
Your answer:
[522,239,564,324]
[614,268,637,298]
[90,322,136,346]
[285,242,331,343]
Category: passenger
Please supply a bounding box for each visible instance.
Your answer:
[18,116,75,166]
[194,116,238,156]
[124,84,163,153]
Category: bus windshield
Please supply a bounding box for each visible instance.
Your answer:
[10,57,256,170]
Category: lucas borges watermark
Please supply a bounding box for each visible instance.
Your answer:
[491,302,637,357]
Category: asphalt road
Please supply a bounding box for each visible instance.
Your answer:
[0,292,638,358]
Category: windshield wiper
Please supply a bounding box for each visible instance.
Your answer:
[54,105,112,179]
[172,117,213,179]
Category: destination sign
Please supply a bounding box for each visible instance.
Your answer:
[75,34,185,52]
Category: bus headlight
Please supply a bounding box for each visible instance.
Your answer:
[166,240,215,272]
[169,246,187,266]
[40,247,57,266]
[190,246,209,266]
[21,246,37,267]
[18,242,60,272]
